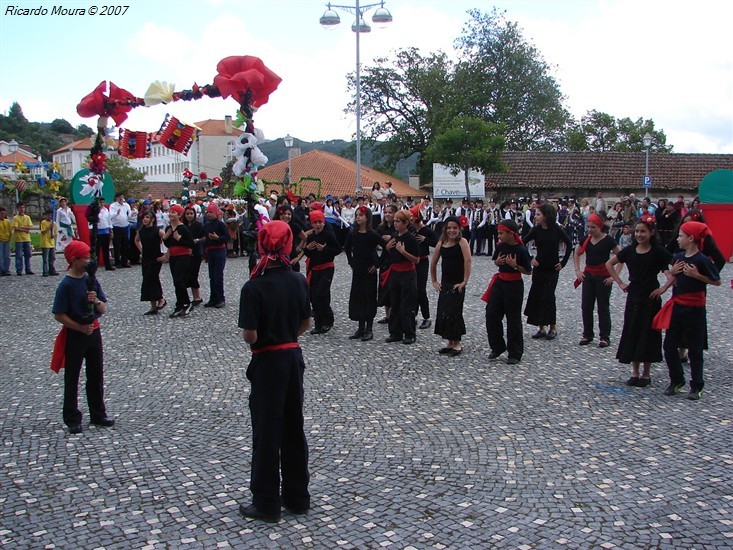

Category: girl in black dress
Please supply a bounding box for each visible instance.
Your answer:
[430,216,471,356]
[163,205,195,318]
[606,220,673,387]
[523,203,573,340]
[384,210,420,344]
[344,206,382,341]
[184,206,205,306]
[376,204,397,324]
[410,207,438,330]
[134,209,166,315]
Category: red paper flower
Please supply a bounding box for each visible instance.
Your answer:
[182,169,194,179]
[214,56,282,108]
[76,81,136,126]
[199,172,208,181]
[212,176,222,186]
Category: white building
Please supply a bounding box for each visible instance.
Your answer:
[50,137,119,179]
[1,139,48,181]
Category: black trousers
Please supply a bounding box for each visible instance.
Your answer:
[664,305,707,392]
[485,279,524,360]
[581,274,612,340]
[169,255,191,310]
[388,269,418,339]
[416,258,430,320]
[486,225,498,256]
[112,226,130,266]
[128,227,140,264]
[63,328,107,426]
[96,232,112,268]
[310,267,334,329]
[247,349,309,515]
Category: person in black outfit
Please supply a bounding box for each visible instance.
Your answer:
[523,203,573,340]
[274,206,307,273]
[430,216,471,356]
[303,210,341,334]
[134,209,166,315]
[375,204,397,324]
[238,221,312,522]
[162,205,194,318]
[184,206,205,306]
[410,206,438,330]
[384,210,420,344]
[344,205,382,341]
[655,200,680,247]
[483,219,532,364]
[203,203,230,308]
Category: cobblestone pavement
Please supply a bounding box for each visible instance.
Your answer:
[1,253,732,549]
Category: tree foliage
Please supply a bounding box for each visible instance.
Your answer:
[425,116,506,199]
[105,156,145,198]
[454,9,572,151]
[567,110,673,153]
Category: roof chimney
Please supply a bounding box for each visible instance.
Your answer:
[224,115,232,134]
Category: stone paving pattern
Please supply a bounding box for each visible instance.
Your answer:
[1,253,732,549]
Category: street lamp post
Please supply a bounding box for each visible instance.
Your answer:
[8,139,19,203]
[319,1,392,196]
[643,132,652,198]
[284,134,294,185]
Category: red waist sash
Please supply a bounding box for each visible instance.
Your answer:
[652,291,706,331]
[305,259,334,286]
[205,244,226,252]
[573,264,610,288]
[50,319,101,373]
[481,271,522,302]
[168,245,191,257]
[252,342,301,355]
[380,261,416,287]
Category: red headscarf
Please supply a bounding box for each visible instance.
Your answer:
[169,204,185,216]
[206,202,221,215]
[497,220,523,246]
[63,240,90,270]
[680,221,711,250]
[587,213,605,228]
[249,221,293,279]
[310,210,325,224]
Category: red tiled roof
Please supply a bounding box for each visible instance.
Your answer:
[257,149,417,198]
[50,137,119,154]
[0,150,36,163]
[483,152,733,192]
[192,119,243,137]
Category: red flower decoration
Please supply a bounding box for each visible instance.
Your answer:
[76,81,135,126]
[213,56,282,108]
[199,172,208,181]
[212,176,222,186]
[182,169,194,179]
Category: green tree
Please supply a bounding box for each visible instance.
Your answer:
[75,124,95,139]
[424,116,506,199]
[106,156,146,198]
[454,9,572,151]
[567,110,673,152]
[49,118,75,134]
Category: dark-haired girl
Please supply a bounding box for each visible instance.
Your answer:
[523,203,572,340]
[606,220,673,387]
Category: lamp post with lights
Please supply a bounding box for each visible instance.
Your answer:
[319,1,392,195]
[284,134,295,185]
[642,132,652,198]
[8,139,20,203]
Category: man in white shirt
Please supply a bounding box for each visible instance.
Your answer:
[55,197,77,252]
[109,192,132,267]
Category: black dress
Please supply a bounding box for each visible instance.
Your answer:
[138,225,163,302]
[434,243,466,341]
[344,230,382,322]
[615,245,672,363]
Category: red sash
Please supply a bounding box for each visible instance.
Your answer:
[379,261,416,287]
[574,264,610,288]
[481,271,522,302]
[50,319,101,373]
[305,259,334,286]
[205,244,226,253]
[652,291,706,331]
[252,342,300,355]
[168,245,191,257]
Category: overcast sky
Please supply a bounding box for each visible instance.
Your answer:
[1,0,731,154]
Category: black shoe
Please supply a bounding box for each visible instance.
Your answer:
[144,308,158,316]
[361,330,374,341]
[169,308,183,318]
[156,299,167,310]
[321,325,332,333]
[402,337,416,345]
[204,301,215,308]
[90,417,115,427]
[349,329,365,340]
[284,504,309,515]
[26,271,35,275]
[310,327,325,335]
[488,351,503,360]
[439,347,453,355]
[545,330,557,340]
[49,271,59,276]
[385,335,402,343]
[214,301,226,309]
[191,299,204,307]
[377,317,389,324]
[680,355,689,364]
[506,357,521,365]
[449,348,462,357]
[578,337,592,346]
[626,377,640,387]
[687,389,702,401]
[239,503,280,523]
[419,319,432,329]
[68,424,83,434]
[531,330,547,339]
[105,266,116,271]
[636,377,652,388]
[663,382,685,396]
[181,303,193,316]
[598,339,610,348]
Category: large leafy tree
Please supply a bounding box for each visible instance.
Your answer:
[424,116,506,199]
[454,9,572,151]
[567,110,673,152]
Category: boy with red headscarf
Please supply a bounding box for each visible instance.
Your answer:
[51,240,114,434]
[653,221,721,400]
[238,221,312,522]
